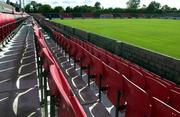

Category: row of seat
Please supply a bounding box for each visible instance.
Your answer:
[52,31,180,117]
[33,23,87,117]
[0,14,26,45]
[32,16,180,116]
[62,32,180,94]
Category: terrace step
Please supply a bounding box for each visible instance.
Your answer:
[0,19,41,117]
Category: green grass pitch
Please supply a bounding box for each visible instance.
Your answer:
[52,19,180,59]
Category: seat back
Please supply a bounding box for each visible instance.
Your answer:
[130,67,145,89]
[151,97,180,117]
[68,41,77,57]
[174,87,180,93]
[90,55,103,86]
[80,49,92,73]
[117,61,130,78]
[92,47,100,58]
[124,77,151,117]
[145,76,169,102]
[106,55,118,70]
[103,64,123,106]
[153,76,174,89]
[169,90,180,112]
[41,48,54,71]
[74,44,85,61]
[49,65,76,117]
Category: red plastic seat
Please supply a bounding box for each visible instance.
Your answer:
[99,52,109,64]
[163,79,176,87]
[90,55,103,86]
[103,64,124,106]
[69,96,87,117]
[130,67,145,89]
[92,47,100,58]
[117,61,130,78]
[152,75,175,89]
[80,49,92,73]
[74,45,85,63]
[151,97,180,117]
[106,55,118,70]
[37,39,46,54]
[67,41,75,54]
[145,76,169,102]
[124,77,151,117]
[174,87,180,93]
[49,65,76,117]
[41,48,54,71]
[169,90,180,112]
[142,69,154,77]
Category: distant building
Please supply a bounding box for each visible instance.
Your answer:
[100,14,114,19]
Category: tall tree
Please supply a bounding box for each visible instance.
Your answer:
[94,2,101,8]
[39,4,52,13]
[161,5,171,12]
[6,0,10,4]
[126,0,140,9]
[24,1,42,13]
[53,6,64,13]
[147,1,161,13]
[142,4,147,8]
[66,6,73,13]
[171,7,177,12]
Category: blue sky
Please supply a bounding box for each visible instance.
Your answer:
[11,0,180,8]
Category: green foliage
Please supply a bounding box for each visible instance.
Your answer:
[146,1,161,13]
[52,19,180,59]
[161,5,171,12]
[39,4,52,13]
[126,0,140,9]
[66,6,73,13]
[24,1,179,14]
[94,2,101,8]
[24,1,42,13]
[53,6,64,13]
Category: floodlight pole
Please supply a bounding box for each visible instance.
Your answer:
[23,0,24,9]
[19,0,21,10]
